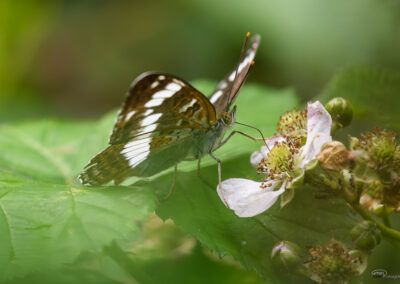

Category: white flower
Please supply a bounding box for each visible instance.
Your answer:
[217,101,332,217]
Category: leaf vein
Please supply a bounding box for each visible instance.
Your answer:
[5,126,73,184]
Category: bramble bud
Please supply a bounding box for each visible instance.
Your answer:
[350,221,381,251]
[305,239,362,283]
[316,141,350,171]
[325,97,353,129]
[271,241,302,271]
[350,129,399,170]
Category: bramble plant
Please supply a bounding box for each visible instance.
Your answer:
[217,96,400,282]
[0,67,400,283]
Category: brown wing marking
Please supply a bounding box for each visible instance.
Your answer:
[78,130,195,185]
[109,72,216,144]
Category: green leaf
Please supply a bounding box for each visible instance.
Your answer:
[319,66,400,129]
[6,244,267,284]
[0,170,156,281]
[153,154,358,282]
[0,114,114,184]
[0,115,156,281]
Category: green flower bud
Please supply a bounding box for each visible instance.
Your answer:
[271,241,302,271]
[350,221,381,251]
[325,97,353,129]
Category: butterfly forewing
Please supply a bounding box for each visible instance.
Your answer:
[79,73,217,185]
[209,35,260,115]
[109,73,216,144]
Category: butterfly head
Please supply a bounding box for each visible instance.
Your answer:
[220,105,237,127]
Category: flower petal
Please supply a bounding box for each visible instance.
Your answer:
[250,136,285,168]
[250,151,265,168]
[302,133,332,166]
[217,178,284,217]
[302,101,332,165]
[306,101,332,139]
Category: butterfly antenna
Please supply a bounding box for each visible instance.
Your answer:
[235,121,270,151]
[226,32,251,104]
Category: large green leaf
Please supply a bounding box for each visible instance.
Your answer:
[0,114,114,184]
[0,170,156,281]
[153,155,358,282]
[319,66,400,129]
[0,116,157,281]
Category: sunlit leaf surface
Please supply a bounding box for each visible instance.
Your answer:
[0,116,156,280]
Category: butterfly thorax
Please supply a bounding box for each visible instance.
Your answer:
[211,111,236,151]
[185,109,235,162]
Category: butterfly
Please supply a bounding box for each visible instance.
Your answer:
[78,33,260,197]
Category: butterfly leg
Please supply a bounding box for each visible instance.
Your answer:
[197,158,201,178]
[215,130,263,151]
[210,153,230,209]
[162,164,178,200]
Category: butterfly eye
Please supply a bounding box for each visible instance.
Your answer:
[221,111,232,125]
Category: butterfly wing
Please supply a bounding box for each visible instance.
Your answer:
[79,72,217,185]
[209,34,260,115]
[78,131,195,185]
[109,72,216,144]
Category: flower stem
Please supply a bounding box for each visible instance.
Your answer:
[352,204,400,245]
[382,211,392,228]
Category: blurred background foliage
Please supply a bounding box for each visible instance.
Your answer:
[1,0,400,121]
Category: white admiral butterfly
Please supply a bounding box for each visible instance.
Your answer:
[79,33,260,197]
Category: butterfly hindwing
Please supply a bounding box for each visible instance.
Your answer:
[79,132,195,185]
[209,35,260,115]
[79,73,217,185]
